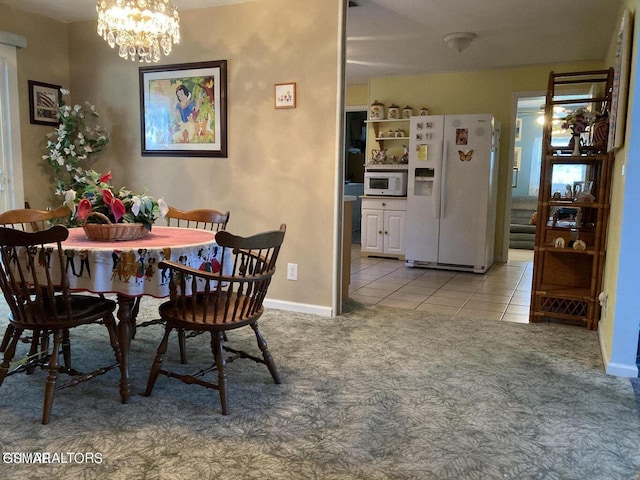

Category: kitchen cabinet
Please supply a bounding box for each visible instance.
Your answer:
[530,69,614,330]
[361,197,406,259]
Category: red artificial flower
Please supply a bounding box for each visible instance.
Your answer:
[77,198,92,220]
[98,171,112,184]
[101,189,114,205]
[110,198,126,223]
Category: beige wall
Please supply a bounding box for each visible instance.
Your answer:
[366,61,604,257]
[3,0,343,312]
[599,0,637,365]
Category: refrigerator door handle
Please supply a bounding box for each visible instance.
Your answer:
[440,140,448,218]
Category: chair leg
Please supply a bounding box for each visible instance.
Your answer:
[26,329,43,375]
[251,322,280,384]
[0,324,15,352]
[42,329,62,425]
[130,297,142,339]
[144,325,173,397]
[103,313,122,367]
[61,329,72,369]
[212,331,228,415]
[178,329,187,364]
[0,327,22,386]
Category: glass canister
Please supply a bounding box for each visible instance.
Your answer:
[402,106,413,118]
[387,104,400,119]
[370,100,385,120]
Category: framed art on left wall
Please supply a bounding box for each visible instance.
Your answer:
[28,80,61,125]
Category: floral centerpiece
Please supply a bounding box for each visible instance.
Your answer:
[64,170,168,228]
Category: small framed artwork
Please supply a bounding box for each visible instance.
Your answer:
[515,118,522,141]
[274,83,296,109]
[28,80,61,125]
[139,60,227,157]
[513,146,522,170]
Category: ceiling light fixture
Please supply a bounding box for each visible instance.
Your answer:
[443,32,476,53]
[96,0,180,63]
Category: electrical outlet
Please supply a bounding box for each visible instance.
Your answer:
[287,263,298,281]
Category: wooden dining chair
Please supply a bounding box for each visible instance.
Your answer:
[0,226,122,424]
[134,206,230,363]
[0,205,71,232]
[144,224,286,415]
[0,206,72,355]
[164,206,230,231]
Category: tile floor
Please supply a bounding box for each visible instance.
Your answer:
[349,245,534,324]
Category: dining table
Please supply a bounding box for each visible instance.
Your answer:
[57,225,228,403]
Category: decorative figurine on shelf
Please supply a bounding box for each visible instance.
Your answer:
[554,237,565,248]
[573,239,587,250]
[401,145,409,164]
[370,148,388,164]
[565,185,573,198]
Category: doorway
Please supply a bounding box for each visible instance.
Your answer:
[344,107,367,244]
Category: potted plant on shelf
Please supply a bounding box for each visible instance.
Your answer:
[561,107,597,155]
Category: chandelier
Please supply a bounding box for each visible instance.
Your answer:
[96,0,181,63]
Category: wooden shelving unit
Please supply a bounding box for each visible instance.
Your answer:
[530,69,614,330]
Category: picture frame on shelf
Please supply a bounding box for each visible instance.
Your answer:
[28,80,61,126]
[274,82,296,109]
[139,60,227,157]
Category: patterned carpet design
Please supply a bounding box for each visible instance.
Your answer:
[0,298,639,479]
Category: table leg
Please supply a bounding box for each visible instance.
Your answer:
[116,294,135,404]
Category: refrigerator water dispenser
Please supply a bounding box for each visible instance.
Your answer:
[414,167,434,196]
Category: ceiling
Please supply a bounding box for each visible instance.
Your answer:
[1,0,624,85]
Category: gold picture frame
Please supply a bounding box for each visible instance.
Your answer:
[274,82,296,109]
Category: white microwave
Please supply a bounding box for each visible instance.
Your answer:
[364,171,408,196]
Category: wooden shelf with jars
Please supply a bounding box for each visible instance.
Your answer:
[530,68,614,330]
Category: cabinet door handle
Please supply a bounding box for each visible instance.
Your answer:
[384,231,388,235]
[382,202,386,207]
[378,230,382,235]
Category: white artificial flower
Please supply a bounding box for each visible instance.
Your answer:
[63,189,77,210]
[60,88,70,95]
[131,196,142,216]
[157,197,169,218]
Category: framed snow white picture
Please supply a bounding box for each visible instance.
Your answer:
[139,60,228,157]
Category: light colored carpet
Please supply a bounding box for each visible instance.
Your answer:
[0,297,638,479]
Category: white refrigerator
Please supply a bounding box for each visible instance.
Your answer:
[405,114,500,273]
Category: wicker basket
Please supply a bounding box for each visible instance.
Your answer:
[81,212,149,241]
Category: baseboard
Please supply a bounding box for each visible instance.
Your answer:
[264,299,333,317]
[599,325,639,377]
